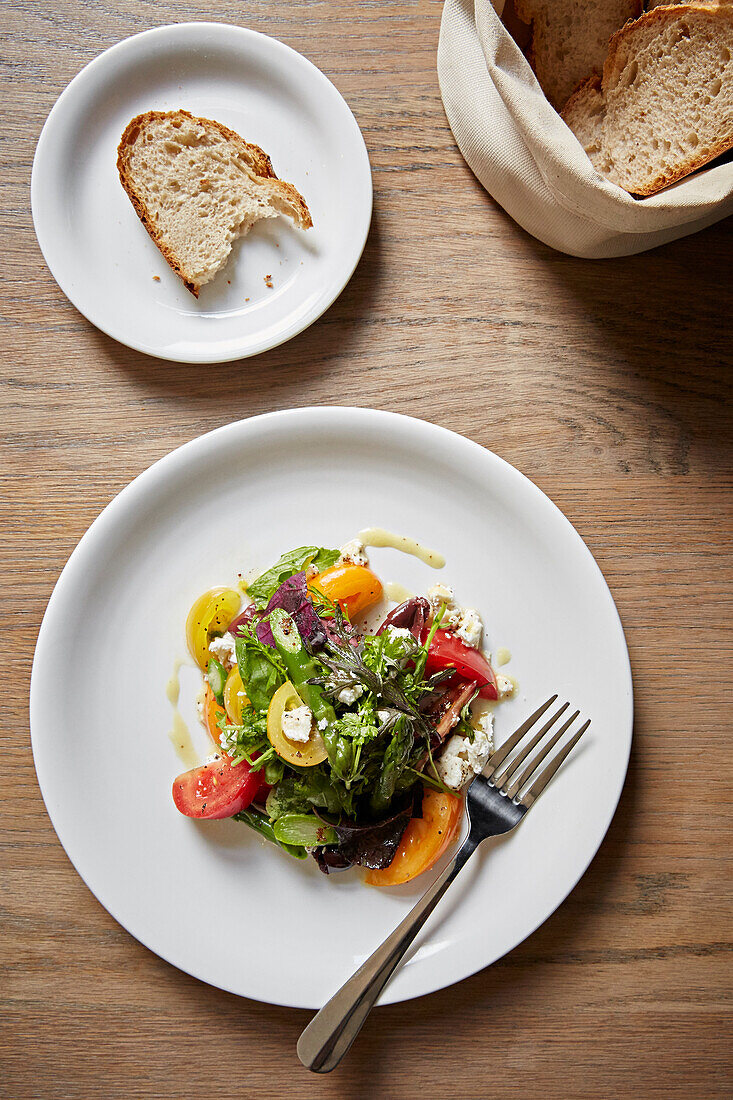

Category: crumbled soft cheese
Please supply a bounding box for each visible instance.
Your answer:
[305,561,320,579]
[338,538,369,567]
[218,726,238,757]
[377,708,392,724]
[427,582,454,605]
[386,625,413,641]
[337,683,364,705]
[317,717,328,731]
[426,583,460,628]
[455,607,483,649]
[208,632,238,670]
[436,713,494,791]
[326,670,364,704]
[427,585,485,643]
[496,674,514,699]
[282,705,314,743]
[475,710,495,750]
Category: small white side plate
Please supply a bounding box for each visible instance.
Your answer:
[30,409,633,1008]
[31,23,372,362]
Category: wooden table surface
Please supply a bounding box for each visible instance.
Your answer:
[3,1,732,1097]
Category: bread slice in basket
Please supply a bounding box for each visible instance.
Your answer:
[562,2,733,196]
[117,110,312,296]
[515,0,643,110]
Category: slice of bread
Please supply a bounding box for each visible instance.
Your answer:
[117,110,312,296]
[515,0,643,109]
[560,74,614,174]
[562,3,733,195]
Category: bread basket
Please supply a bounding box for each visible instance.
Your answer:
[438,0,733,256]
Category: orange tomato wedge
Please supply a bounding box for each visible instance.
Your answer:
[202,683,226,750]
[364,789,463,886]
[309,563,383,618]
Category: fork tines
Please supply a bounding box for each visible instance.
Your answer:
[485,695,590,808]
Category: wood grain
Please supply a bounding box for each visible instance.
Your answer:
[1,1,732,1097]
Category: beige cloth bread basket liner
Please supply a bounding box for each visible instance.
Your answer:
[438,0,733,257]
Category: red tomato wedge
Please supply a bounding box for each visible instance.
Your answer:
[172,756,263,820]
[423,628,498,700]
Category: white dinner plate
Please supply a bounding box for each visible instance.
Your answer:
[31,23,372,362]
[30,408,633,1008]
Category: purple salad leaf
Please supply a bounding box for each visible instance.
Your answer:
[255,571,326,648]
[228,603,262,635]
[327,804,413,870]
[313,848,354,875]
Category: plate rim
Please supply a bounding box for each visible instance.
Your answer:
[30,407,634,1006]
[30,22,373,364]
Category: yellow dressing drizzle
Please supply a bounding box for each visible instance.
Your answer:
[165,658,183,706]
[168,711,199,770]
[496,647,512,667]
[166,658,202,768]
[384,581,414,604]
[358,527,446,569]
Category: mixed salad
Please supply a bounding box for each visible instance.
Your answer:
[172,539,514,885]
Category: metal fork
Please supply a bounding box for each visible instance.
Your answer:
[297,695,590,1073]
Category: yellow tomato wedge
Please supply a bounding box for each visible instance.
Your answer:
[267,681,328,767]
[309,563,383,618]
[223,666,248,726]
[364,790,463,886]
[186,587,241,670]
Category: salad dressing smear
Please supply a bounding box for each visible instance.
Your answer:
[496,647,512,667]
[165,659,183,706]
[358,528,445,569]
[384,581,414,604]
[168,711,199,769]
[166,659,200,768]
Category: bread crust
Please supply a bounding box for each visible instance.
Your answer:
[563,72,603,115]
[605,0,726,78]
[117,109,312,296]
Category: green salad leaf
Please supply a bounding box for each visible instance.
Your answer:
[303,607,454,817]
[234,808,307,860]
[235,627,286,712]
[217,704,269,765]
[273,813,337,847]
[247,546,339,608]
[268,769,357,820]
[323,705,380,788]
[265,779,311,820]
[370,719,414,815]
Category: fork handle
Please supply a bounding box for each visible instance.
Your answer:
[297,834,479,1073]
